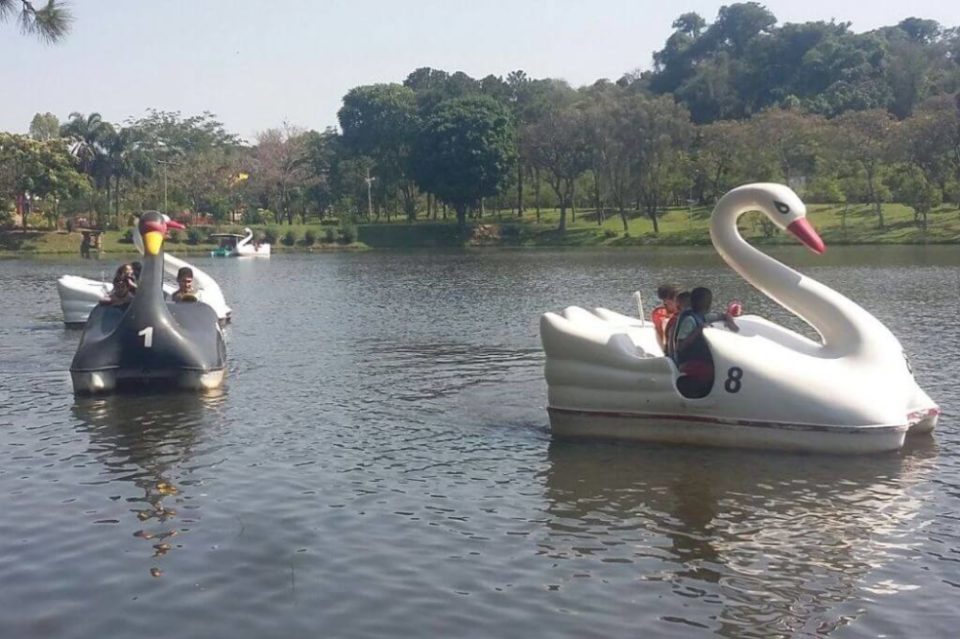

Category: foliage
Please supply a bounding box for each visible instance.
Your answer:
[303,228,317,246]
[186,227,203,245]
[29,112,60,141]
[0,133,89,229]
[411,96,516,230]
[281,229,297,246]
[647,5,959,123]
[263,226,280,245]
[0,0,72,43]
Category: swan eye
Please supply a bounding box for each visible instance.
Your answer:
[774,200,791,215]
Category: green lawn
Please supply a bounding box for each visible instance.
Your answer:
[3,202,959,255]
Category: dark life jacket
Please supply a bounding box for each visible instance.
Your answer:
[671,309,711,365]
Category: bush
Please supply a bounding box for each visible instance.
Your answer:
[120,228,134,244]
[603,229,618,238]
[339,223,357,244]
[263,226,279,245]
[323,227,336,243]
[167,229,182,244]
[186,227,203,245]
[281,229,298,246]
[303,229,317,246]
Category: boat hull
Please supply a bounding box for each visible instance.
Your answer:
[547,407,910,454]
[70,368,225,395]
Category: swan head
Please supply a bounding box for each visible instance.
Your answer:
[133,212,185,254]
[137,211,185,256]
[724,183,825,255]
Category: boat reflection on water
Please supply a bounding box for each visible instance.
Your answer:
[71,390,225,576]
[541,439,937,637]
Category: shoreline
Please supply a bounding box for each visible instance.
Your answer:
[2,231,959,257]
[3,202,959,256]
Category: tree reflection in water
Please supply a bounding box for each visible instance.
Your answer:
[541,437,937,638]
[71,391,225,577]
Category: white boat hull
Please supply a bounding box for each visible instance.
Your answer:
[548,407,912,454]
[57,255,231,326]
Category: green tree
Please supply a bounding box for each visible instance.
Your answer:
[103,127,153,225]
[29,112,60,141]
[631,96,694,234]
[411,96,516,232]
[832,109,896,228]
[0,133,88,230]
[0,0,71,42]
[338,84,420,220]
[525,106,592,232]
[60,112,115,226]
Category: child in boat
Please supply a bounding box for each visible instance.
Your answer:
[672,287,739,397]
[651,284,679,352]
[101,264,136,306]
[171,267,197,302]
[664,291,691,360]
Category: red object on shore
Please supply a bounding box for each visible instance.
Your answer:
[727,300,743,317]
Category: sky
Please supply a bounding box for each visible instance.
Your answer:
[4,0,960,141]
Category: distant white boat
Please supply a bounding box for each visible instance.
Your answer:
[210,228,271,257]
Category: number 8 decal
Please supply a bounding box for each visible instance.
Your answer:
[724,366,743,393]
[138,326,154,348]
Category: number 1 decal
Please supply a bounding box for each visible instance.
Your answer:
[138,326,154,348]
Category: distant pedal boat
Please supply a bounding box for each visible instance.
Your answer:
[210,228,270,257]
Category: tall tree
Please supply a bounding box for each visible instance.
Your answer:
[60,112,114,226]
[631,96,694,234]
[411,96,516,232]
[832,109,896,228]
[28,112,59,141]
[525,106,592,232]
[0,133,88,231]
[251,124,313,225]
[338,84,420,220]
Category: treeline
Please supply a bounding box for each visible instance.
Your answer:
[2,4,960,236]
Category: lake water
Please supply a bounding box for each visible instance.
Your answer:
[0,246,957,638]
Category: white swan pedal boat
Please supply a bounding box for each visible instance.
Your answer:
[539,183,940,454]
[209,228,270,257]
[57,216,232,326]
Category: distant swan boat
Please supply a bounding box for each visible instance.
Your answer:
[539,183,939,454]
[210,228,271,257]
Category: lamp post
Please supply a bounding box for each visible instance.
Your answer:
[364,167,376,220]
[156,159,178,215]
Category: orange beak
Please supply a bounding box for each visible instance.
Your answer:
[787,219,826,255]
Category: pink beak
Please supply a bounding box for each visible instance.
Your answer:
[787,218,825,255]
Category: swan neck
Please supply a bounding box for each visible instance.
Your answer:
[710,200,886,357]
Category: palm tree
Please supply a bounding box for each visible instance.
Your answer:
[105,127,153,226]
[0,0,72,43]
[61,112,114,227]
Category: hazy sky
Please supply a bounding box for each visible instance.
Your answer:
[4,0,959,140]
